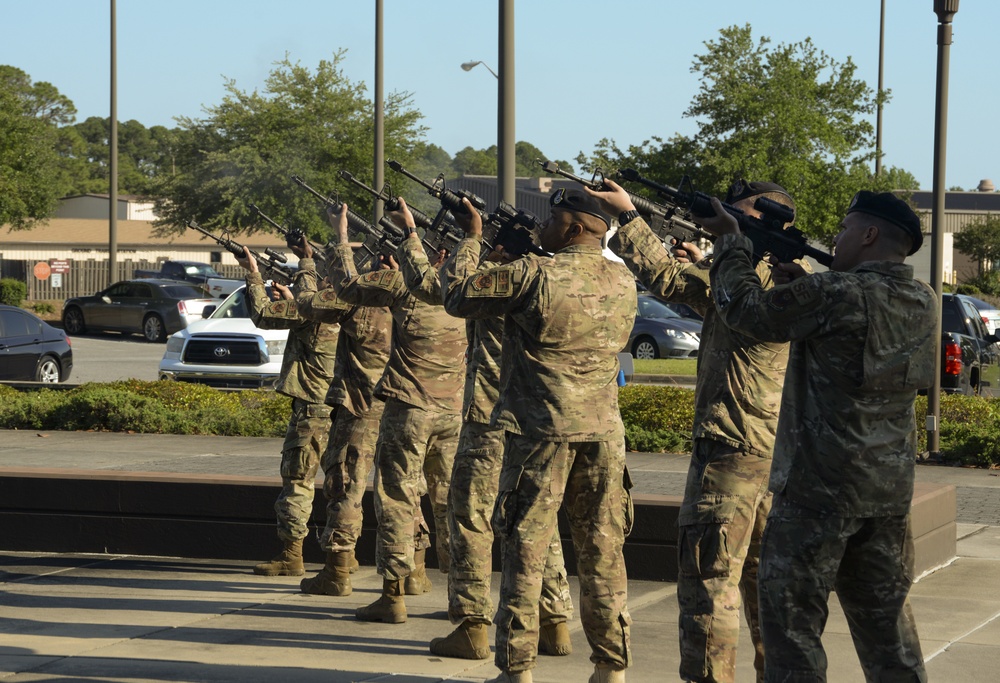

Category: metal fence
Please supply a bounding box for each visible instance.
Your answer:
[0,259,245,301]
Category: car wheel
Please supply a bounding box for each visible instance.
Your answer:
[35,356,61,383]
[632,336,659,360]
[143,314,166,343]
[62,307,86,335]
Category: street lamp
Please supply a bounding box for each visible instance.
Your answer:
[927,0,960,456]
[460,60,499,79]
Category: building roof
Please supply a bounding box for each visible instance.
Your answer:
[909,190,1000,212]
[1,219,288,249]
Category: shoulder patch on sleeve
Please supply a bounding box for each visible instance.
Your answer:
[467,266,518,297]
[361,270,397,289]
[790,278,819,306]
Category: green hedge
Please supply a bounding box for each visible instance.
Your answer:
[0,279,27,307]
[0,381,996,468]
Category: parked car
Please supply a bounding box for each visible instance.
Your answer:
[956,294,1000,336]
[0,305,73,383]
[62,279,217,343]
[158,285,288,389]
[940,293,1000,396]
[626,294,702,360]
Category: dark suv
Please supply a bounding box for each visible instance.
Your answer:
[940,293,1000,396]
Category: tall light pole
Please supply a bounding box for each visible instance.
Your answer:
[109,0,118,286]
[875,0,886,177]
[498,0,515,204]
[927,0,960,456]
[373,0,384,225]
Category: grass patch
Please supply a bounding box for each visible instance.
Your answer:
[633,358,697,376]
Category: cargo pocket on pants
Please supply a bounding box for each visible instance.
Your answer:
[622,465,635,538]
[492,467,524,540]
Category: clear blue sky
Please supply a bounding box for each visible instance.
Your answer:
[3,1,996,192]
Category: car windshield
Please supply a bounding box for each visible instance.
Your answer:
[638,296,681,319]
[184,264,221,277]
[210,289,251,319]
[162,284,209,299]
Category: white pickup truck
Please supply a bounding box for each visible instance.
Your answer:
[158,285,288,389]
[135,260,243,299]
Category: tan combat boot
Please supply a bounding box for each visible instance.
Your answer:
[538,621,572,656]
[484,671,533,683]
[588,663,626,683]
[428,620,490,659]
[252,538,304,576]
[404,547,432,595]
[355,578,406,623]
[299,550,353,596]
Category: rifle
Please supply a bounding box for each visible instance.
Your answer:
[289,175,403,267]
[538,160,711,246]
[185,220,296,286]
[385,160,495,252]
[616,169,834,268]
[247,202,329,268]
[486,201,550,257]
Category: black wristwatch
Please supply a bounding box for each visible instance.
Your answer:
[618,209,641,226]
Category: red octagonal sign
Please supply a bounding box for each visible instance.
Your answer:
[33,261,51,280]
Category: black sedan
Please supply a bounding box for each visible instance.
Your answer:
[626,294,703,360]
[62,279,217,343]
[0,305,73,383]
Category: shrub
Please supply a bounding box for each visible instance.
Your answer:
[618,385,695,453]
[0,279,27,306]
[30,302,55,315]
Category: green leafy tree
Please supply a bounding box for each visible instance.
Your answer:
[954,216,1000,294]
[154,52,426,242]
[0,66,76,229]
[577,25,920,245]
[453,145,497,176]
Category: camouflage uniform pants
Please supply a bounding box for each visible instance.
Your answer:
[316,401,385,553]
[373,398,460,580]
[758,497,926,683]
[493,434,630,674]
[677,438,771,683]
[447,420,573,626]
[275,398,332,542]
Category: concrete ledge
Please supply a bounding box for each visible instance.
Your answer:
[0,468,953,582]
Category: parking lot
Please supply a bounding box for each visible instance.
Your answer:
[63,332,164,384]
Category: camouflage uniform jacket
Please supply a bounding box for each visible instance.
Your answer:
[443,235,636,442]
[709,233,938,516]
[245,267,339,403]
[610,216,789,457]
[328,239,465,413]
[294,259,391,417]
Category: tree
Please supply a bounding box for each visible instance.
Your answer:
[954,216,1000,294]
[577,25,920,245]
[0,66,77,229]
[154,52,427,242]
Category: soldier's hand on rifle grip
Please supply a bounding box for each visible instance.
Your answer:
[237,246,259,274]
[672,241,704,264]
[327,204,350,244]
[768,256,807,285]
[583,179,635,216]
[288,235,313,260]
[698,197,740,237]
[272,282,295,301]
[385,196,417,237]
[454,197,483,237]
[379,254,399,271]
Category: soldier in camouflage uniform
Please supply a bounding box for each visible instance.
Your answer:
[588,179,800,683]
[429,225,574,662]
[442,189,636,683]
[240,247,339,577]
[327,202,465,624]
[291,240,392,597]
[700,190,933,682]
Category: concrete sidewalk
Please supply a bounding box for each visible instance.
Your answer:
[2,430,1000,681]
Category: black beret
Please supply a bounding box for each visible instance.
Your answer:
[549,188,611,228]
[725,179,792,205]
[846,191,923,255]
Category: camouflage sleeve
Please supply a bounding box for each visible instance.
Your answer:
[443,246,533,320]
[709,233,856,343]
[294,257,320,294]
[244,272,300,329]
[331,249,406,310]
[295,286,353,324]
[608,217,712,308]
[397,235,442,306]
[440,235,482,306]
